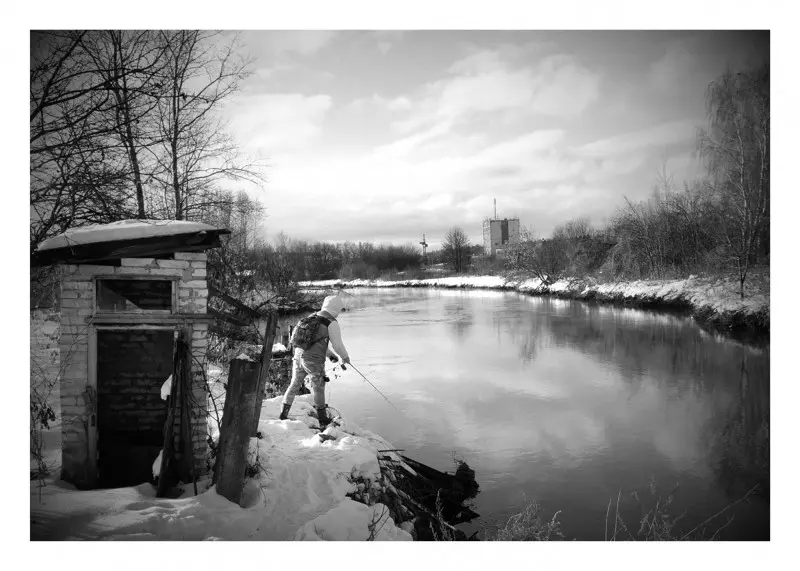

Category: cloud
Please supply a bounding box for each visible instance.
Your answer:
[371,121,453,159]
[448,41,558,75]
[386,96,412,111]
[435,53,600,122]
[438,68,536,117]
[226,93,333,154]
[377,41,392,55]
[379,49,601,163]
[572,119,698,158]
[347,93,413,113]
[529,55,602,116]
[649,37,700,92]
[368,31,405,55]
[255,31,340,56]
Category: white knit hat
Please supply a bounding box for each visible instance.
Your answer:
[320,295,344,318]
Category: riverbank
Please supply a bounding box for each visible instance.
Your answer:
[31,396,418,540]
[302,273,770,339]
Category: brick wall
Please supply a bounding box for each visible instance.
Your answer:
[58,252,211,488]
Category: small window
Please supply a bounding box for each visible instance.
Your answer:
[96,279,173,313]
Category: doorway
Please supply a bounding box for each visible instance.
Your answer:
[96,329,174,488]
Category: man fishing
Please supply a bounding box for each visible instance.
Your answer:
[278,294,350,429]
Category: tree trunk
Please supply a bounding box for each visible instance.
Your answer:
[171,89,182,220]
[216,358,260,505]
[119,87,147,218]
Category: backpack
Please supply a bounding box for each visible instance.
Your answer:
[290,314,334,351]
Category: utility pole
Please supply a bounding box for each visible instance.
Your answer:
[494,198,497,220]
[419,234,428,266]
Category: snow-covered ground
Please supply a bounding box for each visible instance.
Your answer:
[30,396,412,541]
[301,274,769,331]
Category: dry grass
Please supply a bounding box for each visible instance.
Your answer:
[489,501,563,541]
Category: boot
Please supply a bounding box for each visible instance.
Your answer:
[279,403,291,420]
[316,406,331,430]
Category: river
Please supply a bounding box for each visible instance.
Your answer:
[313,287,769,540]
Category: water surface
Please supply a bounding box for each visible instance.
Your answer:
[321,288,769,540]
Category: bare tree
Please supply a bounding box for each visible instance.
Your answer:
[76,31,170,218]
[30,31,137,246]
[442,227,471,273]
[150,31,265,221]
[697,63,770,297]
[502,226,566,285]
[30,30,267,251]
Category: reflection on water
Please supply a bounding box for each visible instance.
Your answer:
[322,288,769,540]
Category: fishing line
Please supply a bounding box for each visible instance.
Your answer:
[345,363,404,416]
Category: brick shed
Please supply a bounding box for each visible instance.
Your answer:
[32,220,230,490]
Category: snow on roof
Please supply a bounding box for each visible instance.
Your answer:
[36,219,227,252]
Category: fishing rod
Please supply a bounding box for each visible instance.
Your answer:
[341,362,404,415]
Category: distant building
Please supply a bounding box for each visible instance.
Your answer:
[483,217,520,256]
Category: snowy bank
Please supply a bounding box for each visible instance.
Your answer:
[301,274,769,336]
[31,396,412,541]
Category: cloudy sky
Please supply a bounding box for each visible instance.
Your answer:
[221,30,768,248]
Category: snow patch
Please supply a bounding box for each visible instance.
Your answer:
[295,500,411,541]
[152,450,162,479]
[160,375,172,400]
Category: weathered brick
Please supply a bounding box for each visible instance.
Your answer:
[75,264,117,276]
[149,268,183,277]
[157,259,191,269]
[180,280,207,289]
[59,265,80,275]
[62,280,93,290]
[174,252,207,261]
[114,266,154,276]
[190,261,205,268]
[191,269,207,279]
[120,258,158,267]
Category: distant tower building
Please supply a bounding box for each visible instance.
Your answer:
[419,234,429,266]
[482,199,520,256]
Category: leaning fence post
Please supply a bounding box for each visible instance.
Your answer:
[252,308,278,436]
[216,357,260,506]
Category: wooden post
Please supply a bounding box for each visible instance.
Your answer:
[156,331,182,498]
[86,327,97,488]
[216,358,260,506]
[252,309,278,436]
[178,327,198,496]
